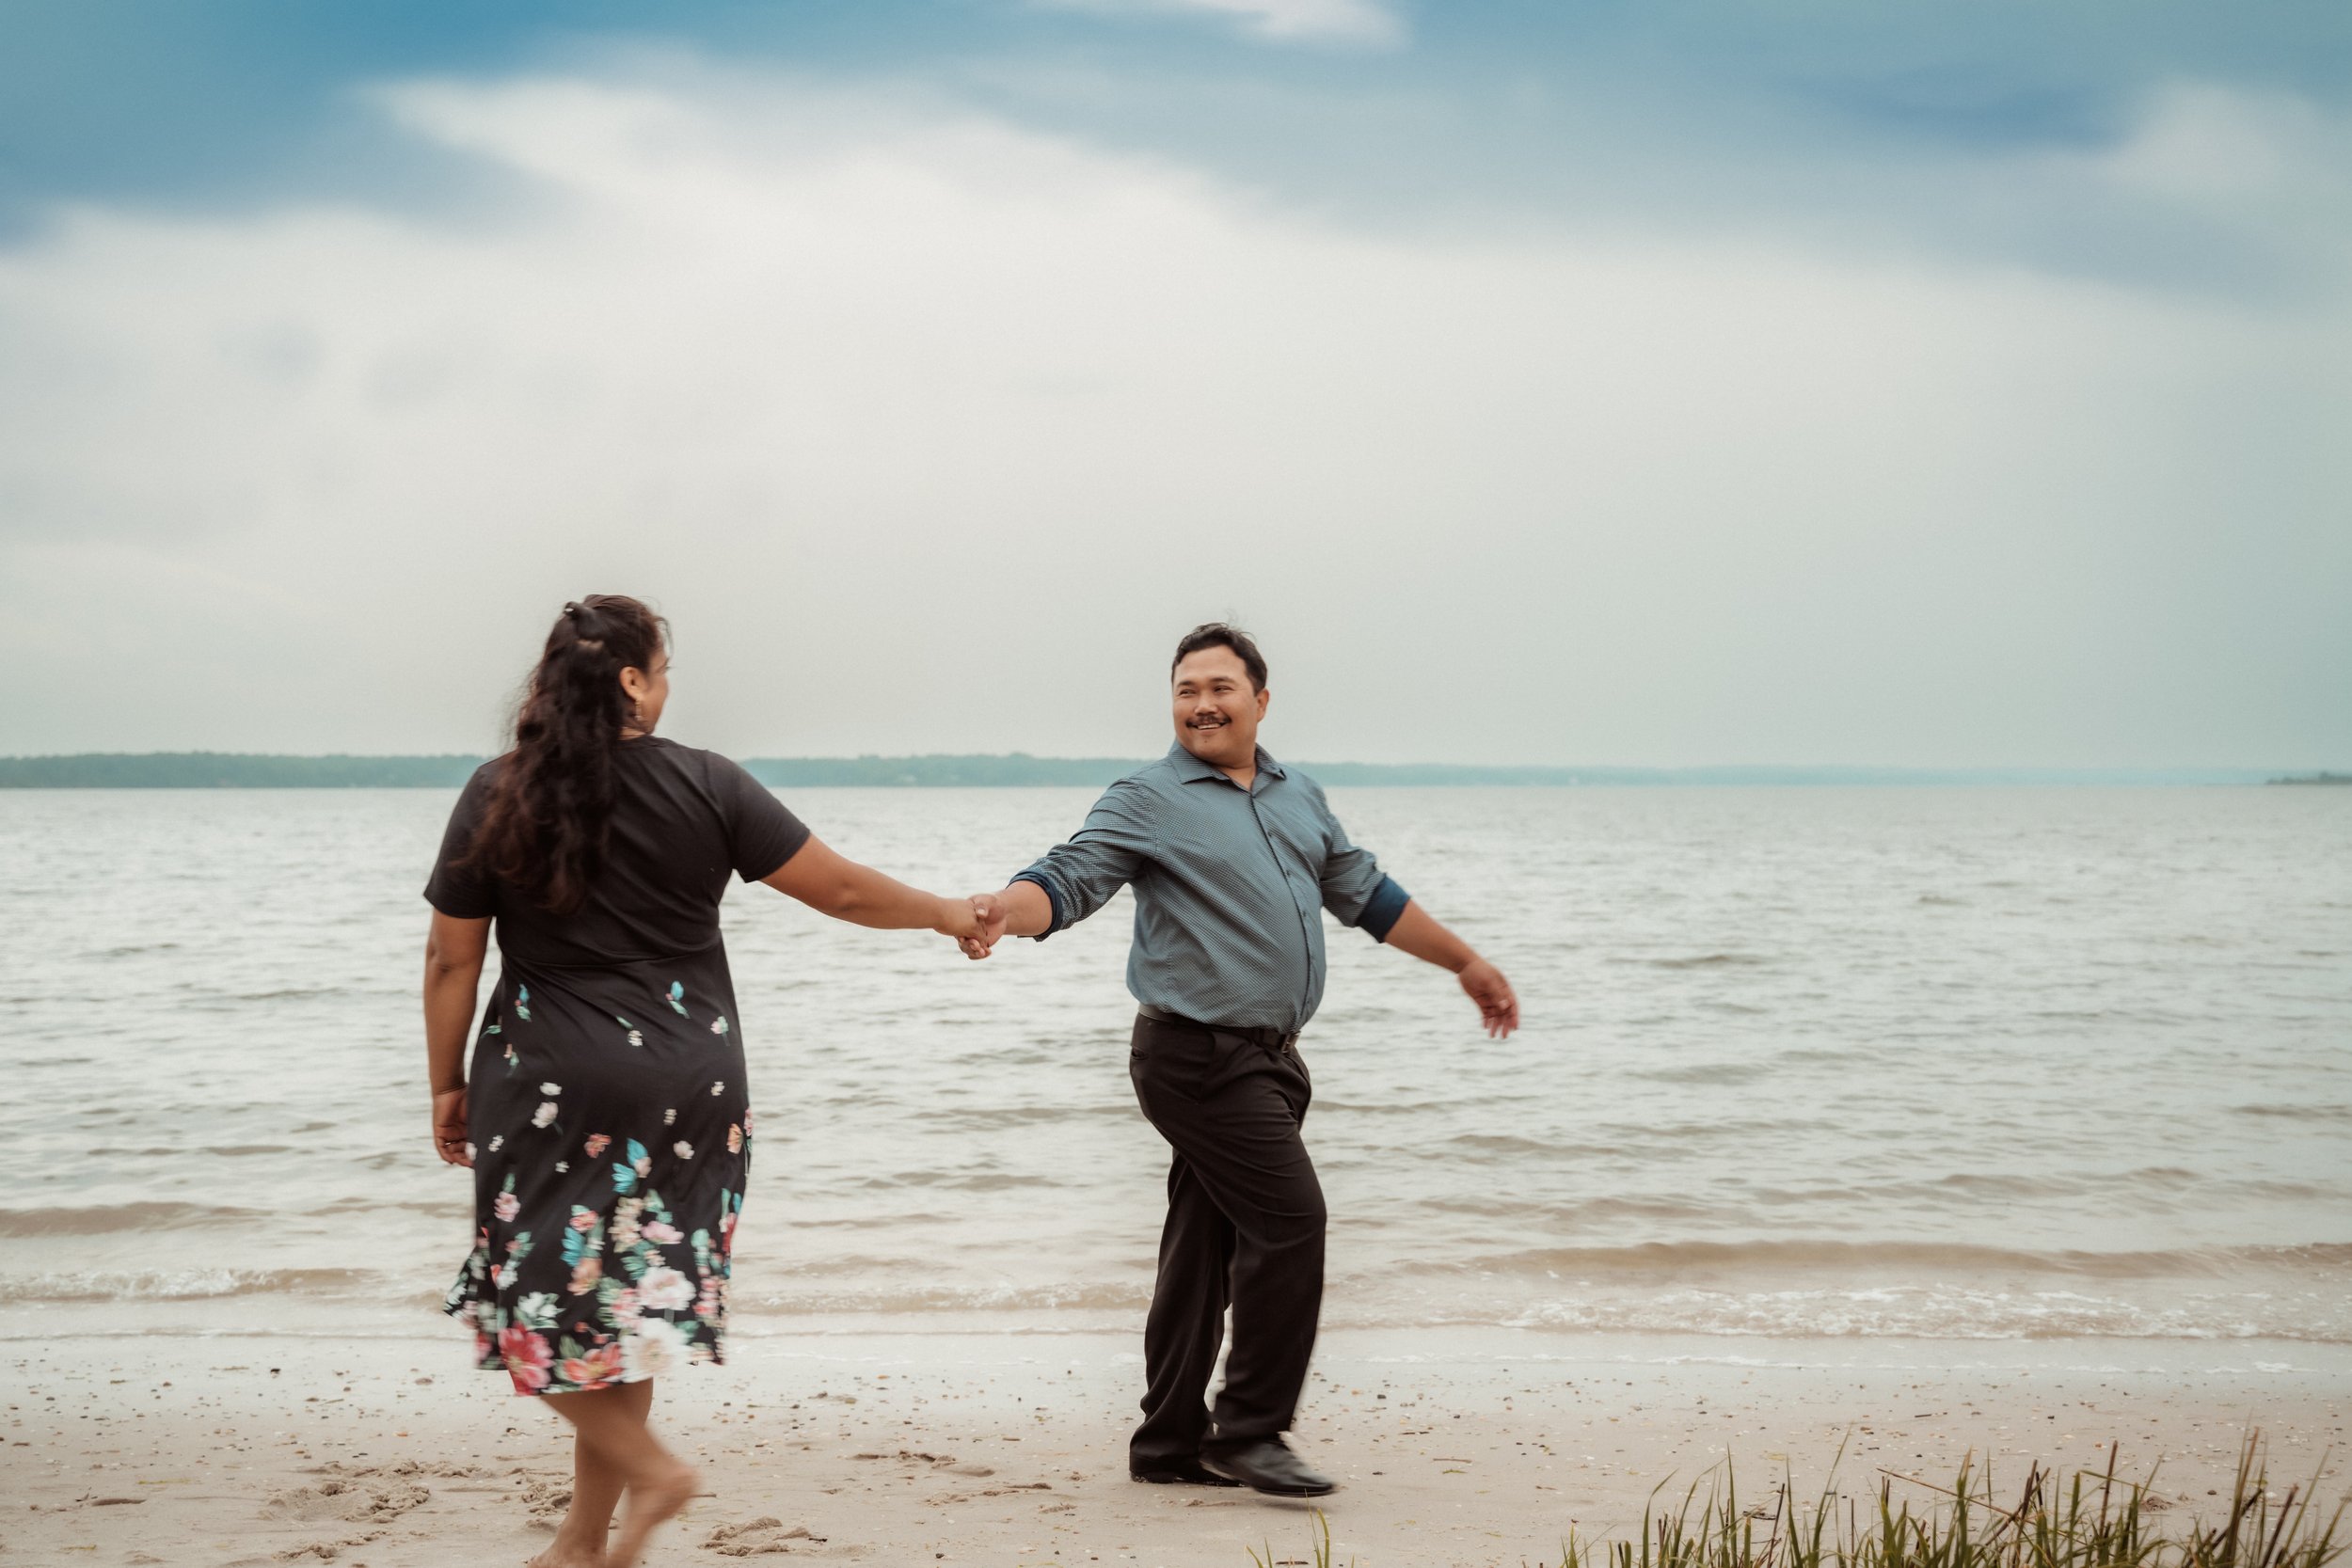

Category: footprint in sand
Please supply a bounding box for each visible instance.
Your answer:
[851,1448,983,1473]
[261,1477,430,1524]
[933,1482,1054,1503]
[270,1538,383,1563]
[703,1515,827,1555]
[310,1456,488,1480]
[519,1474,574,1521]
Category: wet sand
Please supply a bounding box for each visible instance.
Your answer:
[6,1328,2345,1567]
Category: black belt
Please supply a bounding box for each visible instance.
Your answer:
[1136,1003,1301,1053]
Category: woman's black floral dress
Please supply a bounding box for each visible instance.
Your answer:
[425,738,807,1395]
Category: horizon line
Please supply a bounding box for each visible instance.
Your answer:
[1,750,2342,788]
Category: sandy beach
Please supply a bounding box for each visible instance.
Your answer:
[8,1327,2345,1566]
[10,788,2350,1564]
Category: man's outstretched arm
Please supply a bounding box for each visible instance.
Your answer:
[968,879,1053,950]
[1382,900,1520,1038]
[962,779,1155,956]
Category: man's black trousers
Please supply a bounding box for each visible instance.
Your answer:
[1126,1011,1326,1469]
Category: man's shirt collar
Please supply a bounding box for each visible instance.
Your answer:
[1166,741,1286,785]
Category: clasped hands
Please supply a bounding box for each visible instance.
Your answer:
[942,891,1009,959]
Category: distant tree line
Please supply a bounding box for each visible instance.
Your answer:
[739,754,1148,787]
[0,752,2296,788]
[0,752,485,787]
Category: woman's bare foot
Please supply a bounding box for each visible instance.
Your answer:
[607,1460,701,1568]
[526,1544,605,1568]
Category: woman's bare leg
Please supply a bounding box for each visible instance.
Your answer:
[532,1382,641,1566]
[542,1380,699,1568]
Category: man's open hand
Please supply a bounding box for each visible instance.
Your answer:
[1457,958,1518,1038]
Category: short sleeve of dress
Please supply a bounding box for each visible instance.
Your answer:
[711,754,811,882]
[423,766,500,919]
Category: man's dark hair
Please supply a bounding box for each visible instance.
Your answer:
[1170,622,1268,691]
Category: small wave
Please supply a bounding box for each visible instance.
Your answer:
[0,1267,375,1303]
[87,1144,295,1159]
[1634,1062,1772,1085]
[314,1196,469,1216]
[1442,1132,1629,1159]
[918,1104,1129,1132]
[1639,953,1769,970]
[854,1171,1063,1193]
[0,1201,263,1238]
[1420,1194,1713,1225]
[1499,1287,2352,1343]
[747,1281,1150,1315]
[1433,1239,2352,1282]
[2234,1103,2352,1122]
[1931,1171,2064,1194]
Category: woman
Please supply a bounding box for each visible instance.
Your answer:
[422,594,989,1568]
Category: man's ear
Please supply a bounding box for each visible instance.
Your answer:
[1255,685,1271,719]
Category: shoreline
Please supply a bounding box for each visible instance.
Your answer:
[9,1327,2345,1566]
[18,1309,2352,1362]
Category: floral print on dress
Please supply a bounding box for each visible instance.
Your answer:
[445,962,755,1397]
[449,1155,747,1395]
[477,1180,732,1393]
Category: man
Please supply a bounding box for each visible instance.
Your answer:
[967,623,1518,1497]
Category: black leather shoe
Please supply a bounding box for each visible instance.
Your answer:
[1130,1460,1245,1487]
[1199,1437,1337,1497]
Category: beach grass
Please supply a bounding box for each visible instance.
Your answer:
[1248,1435,2345,1568]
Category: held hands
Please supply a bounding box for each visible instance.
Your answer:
[970,892,1007,956]
[1457,958,1519,1038]
[938,893,1009,960]
[432,1086,472,1168]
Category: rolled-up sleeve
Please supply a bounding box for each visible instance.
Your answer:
[1313,792,1409,942]
[1011,779,1156,940]
[1353,875,1410,942]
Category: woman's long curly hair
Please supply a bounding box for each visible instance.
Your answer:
[461,594,669,912]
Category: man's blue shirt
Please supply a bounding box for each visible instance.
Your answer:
[1012,743,1409,1032]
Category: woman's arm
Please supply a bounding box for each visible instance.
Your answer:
[423,911,491,1167]
[762,835,987,945]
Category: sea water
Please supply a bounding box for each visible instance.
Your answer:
[4,784,2347,1348]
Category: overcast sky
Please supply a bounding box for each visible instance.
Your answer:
[2,1,2345,767]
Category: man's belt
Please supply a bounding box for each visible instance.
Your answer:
[1136,1003,1301,1053]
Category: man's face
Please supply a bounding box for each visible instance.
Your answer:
[1170,645,1269,770]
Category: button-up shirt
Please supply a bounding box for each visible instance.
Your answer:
[1012,744,1410,1033]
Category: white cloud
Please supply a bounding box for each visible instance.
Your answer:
[1041,0,1404,47]
[0,70,2344,765]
